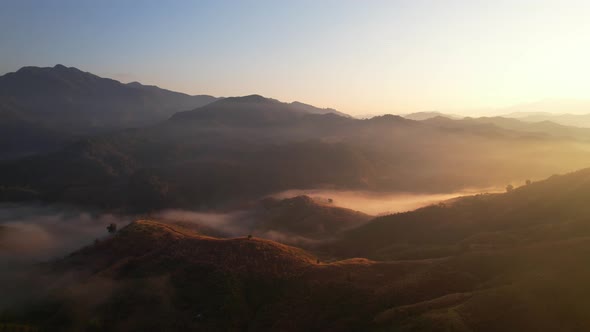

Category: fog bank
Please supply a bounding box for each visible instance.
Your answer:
[272,188,503,215]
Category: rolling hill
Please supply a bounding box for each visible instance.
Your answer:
[11,174,590,332]
[252,195,371,240]
[0,220,476,331]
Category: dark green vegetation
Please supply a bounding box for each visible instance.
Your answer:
[5,169,590,331]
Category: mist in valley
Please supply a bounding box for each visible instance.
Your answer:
[272,187,506,215]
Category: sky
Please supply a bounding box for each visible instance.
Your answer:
[1,0,590,116]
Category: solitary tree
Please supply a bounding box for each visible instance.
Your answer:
[506,184,514,193]
[107,223,117,234]
[525,179,532,185]
[247,234,252,240]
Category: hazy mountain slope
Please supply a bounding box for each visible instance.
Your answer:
[503,111,590,128]
[0,99,69,159]
[0,64,219,132]
[169,94,349,125]
[453,116,590,141]
[288,101,350,117]
[332,167,590,260]
[2,96,590,211]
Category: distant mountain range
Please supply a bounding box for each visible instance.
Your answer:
[3,93,590,211]
[0,65,348,159]
[502,111,590,128]
[402,100,590,128]
[0,65,219,131]
[401,111,463,121]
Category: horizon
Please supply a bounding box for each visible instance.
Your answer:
[4,63,590,118]
[3,0,590,116]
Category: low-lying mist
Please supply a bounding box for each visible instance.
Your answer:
[0,203,130,309]
[272,187,504,215]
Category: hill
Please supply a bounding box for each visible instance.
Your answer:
[9,173,590,331]
[331,167,590,259]
[253,195,371,240]
[314,168,590,331]
[0,220,478,331]
[62,220,317,278]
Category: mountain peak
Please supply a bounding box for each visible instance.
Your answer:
[220,94,279,104]
[14,64,83,76]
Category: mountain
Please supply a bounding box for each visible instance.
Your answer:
[288,101,350,117]
[3,97,590,211]
[493,100,590,128]
[0,66,353,159]
[0,65,219,133]
[402,111,463,121]
[503,111,590,128]
[170,94,349,124]
[1,220,475,331]
[422,115,590,141]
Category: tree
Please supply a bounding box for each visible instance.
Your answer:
[247,234,252,240]
[107,223,117,234]
[506,184,514,192]
[525,179,532,185]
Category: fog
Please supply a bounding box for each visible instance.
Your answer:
[0,203,128,262]
[272,187,503,215]
[0,203,130,309]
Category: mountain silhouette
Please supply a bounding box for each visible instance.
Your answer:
[0,64,220,131]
